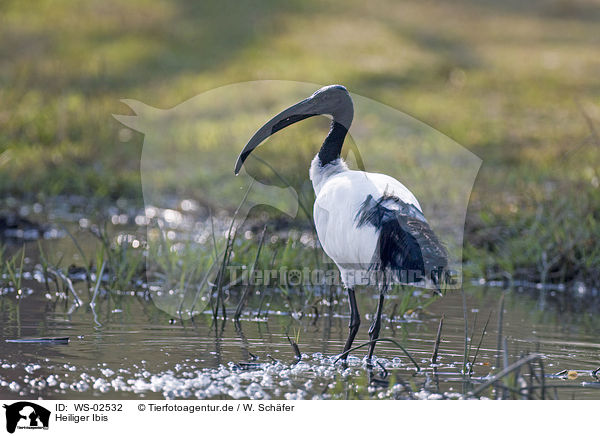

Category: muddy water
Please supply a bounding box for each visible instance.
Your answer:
[1,283,599,400]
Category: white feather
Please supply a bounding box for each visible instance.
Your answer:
[310,156,422,288]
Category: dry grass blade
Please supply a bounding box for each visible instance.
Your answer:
[461,286,469,374]
[502,337,509,370]
[212,179,254,320]
[234,225,267,321]
[90,259,106,307]
[496,293,506,371]
[61,224,91,287]
[47,267,82,306]
[470,310,492,372]
[539,358,546,400]
[287,334,302,363]
[6,337,69,344]
[431,314,444,365]
[470,354,542,397]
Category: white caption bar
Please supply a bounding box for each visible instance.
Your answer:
[0,400,593,435]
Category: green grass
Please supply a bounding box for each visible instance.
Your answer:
[0,219,441,324]
[0,0,599,285]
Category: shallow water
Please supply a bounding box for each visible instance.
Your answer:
[1,199,599,400]
[1,283,599,400]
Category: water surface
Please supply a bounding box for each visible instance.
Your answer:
[2,283,599,400]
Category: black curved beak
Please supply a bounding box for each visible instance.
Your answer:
[234,97,318,175]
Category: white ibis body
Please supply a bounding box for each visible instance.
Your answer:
[235,85,447,361]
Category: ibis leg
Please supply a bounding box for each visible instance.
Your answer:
[340,288,360,361]
[367,293,385,361]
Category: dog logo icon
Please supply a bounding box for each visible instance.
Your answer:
[3,402,50,433]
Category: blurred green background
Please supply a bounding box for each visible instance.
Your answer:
[0,0,599,285]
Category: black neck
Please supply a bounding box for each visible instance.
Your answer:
[318,121,349,166]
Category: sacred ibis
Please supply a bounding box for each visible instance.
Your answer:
[235,85,448,362]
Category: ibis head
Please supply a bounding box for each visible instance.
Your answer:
[234,84,354,175]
